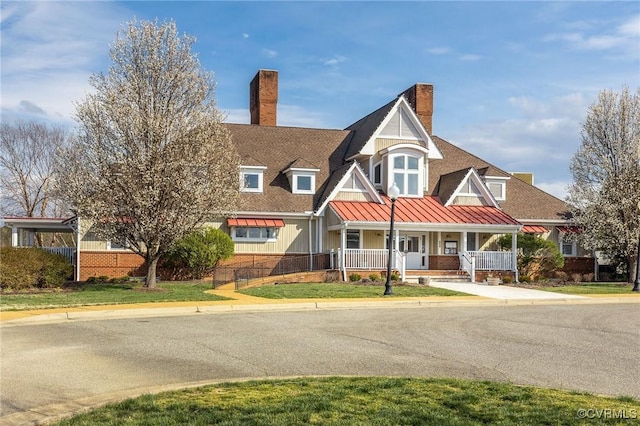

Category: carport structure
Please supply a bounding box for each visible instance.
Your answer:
[1,216,80,281]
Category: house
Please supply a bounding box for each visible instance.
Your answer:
[2,70,594,282]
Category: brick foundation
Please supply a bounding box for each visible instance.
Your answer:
[561,257,595,275]
[80,251,145,281]
[428,255,460,270]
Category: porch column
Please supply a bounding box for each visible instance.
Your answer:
[462,232,468,253]
[76,225,81,282]
[11,225,18,246]
[437,231,442,254]
[394,228,400,269]
[512,231,519,282]
[340,226,347,281]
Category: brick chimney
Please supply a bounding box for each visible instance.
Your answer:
[250,69,278,126]
[401,83,434,135]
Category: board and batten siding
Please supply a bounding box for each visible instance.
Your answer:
[226,218,310,254]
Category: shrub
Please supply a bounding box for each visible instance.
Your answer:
[502,276,513,284]
[349,273,362,282]
[0,247,73,290]
[391,272,400,281]
[162,228,234,280]
[498,233,564,281]
[571,273,582,283]
[554,271,568,282]
[369,273,381,282]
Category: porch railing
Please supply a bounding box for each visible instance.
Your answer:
[467,250,514,271]
[41,247,75,264]
[343,249,389,270]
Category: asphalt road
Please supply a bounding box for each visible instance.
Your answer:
[1,303,639,424]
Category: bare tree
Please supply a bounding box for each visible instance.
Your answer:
[57,19,240,287]
[567,86,640,282]
[0,120,68,218]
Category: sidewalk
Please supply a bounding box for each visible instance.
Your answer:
[1,283,638,326]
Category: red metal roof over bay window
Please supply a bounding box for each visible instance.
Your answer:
[522,225,549,233]
[329,196,520,226]
[557,225,582,234]
[227,218,285,227]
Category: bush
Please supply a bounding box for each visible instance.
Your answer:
[391,272,400,281]
[162,228,234,280]
[0,247,73,290]
[349,273,362,282]
[369,273,381,282]
[498,233,564,281]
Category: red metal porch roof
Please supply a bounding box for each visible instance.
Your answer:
[522,225,549,233]
[227,218,285,227]
[329,196,520,226]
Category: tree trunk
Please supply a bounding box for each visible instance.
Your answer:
[145,256,160,288]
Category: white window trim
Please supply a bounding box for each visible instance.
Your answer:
[107,239,129,250]
[484,176,509,201]
[240,166,267,193]
[559,234,577,257]
[231,226,278,243]
[390,152,422,197]
[292,172,316,194]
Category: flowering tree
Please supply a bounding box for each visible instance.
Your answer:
[567,86,640,282]
[57,19,240,287]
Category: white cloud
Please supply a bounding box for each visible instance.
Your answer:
[0,2,127,123]
[261,48,278,58]
[536,180,571,200]
[324,55,346,66]
[222,104,328,128]
[426,47,451,55]
[544,14,640,57]
[242,33,249,39]
[459,54,481,61]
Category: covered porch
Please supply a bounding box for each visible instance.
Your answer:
[329,230,520,283]
[327,197,522,282]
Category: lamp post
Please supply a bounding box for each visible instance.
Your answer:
[633,201,640,292]
[384,182,400,296]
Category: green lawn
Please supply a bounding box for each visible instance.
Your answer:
[0,282,229,311]
[238,283,466,298]
[530,283,635,294]
[54,377,639,426]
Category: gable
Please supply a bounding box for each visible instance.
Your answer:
[439,168,499,208]
[379,107,423,139]
[315,161,383,215]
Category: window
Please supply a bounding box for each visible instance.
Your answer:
[346,230,360,249]
[296,175,312,192]
[240,166,266,193]
[444,240,458,254]
[561,235,575,256]
[373,162,382,185]
[233,227,277,242]
[392,154,420,196]
[484,177,509,201]
[107,239,128,250]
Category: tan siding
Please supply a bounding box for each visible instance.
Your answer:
[453,195,486,206]
[334,191,371,201]
[362,230,385,249]
[375,138,422,151]
[327,230,341,251]
[81,231,107,250]
[232,218,309,254]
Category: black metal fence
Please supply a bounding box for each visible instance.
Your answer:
[212,253,331,289]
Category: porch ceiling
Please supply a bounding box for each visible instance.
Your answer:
[329,196,520,226]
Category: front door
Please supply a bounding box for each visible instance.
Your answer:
[399,233,426,269]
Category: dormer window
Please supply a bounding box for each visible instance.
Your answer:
[283,161,320,195]
[484,176,509,201]
[240,166,266,193]
[392,153,420,196]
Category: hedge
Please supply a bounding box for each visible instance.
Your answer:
[0,247,73,290]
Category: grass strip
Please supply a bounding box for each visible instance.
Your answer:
[238,283,466,299]
[55,377,640,425]
[0,282,228,311]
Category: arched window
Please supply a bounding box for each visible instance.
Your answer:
[392,154,420,196]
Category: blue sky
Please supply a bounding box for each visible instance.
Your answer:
[2,1,639,200]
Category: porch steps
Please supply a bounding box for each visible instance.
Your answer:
[404,270,472,284]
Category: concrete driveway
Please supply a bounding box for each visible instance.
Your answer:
[2,303,638,425]
[427,282,587,300]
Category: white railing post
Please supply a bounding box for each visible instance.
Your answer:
[471,255,476,283]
